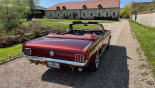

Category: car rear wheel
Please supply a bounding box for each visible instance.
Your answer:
[89,52,100,72]
[107,36,111,49]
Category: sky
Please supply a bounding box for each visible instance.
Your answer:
[40,0,153,8]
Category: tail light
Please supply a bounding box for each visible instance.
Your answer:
[24,48,31,55]
[75,54,85,62]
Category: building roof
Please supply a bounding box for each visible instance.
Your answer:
[46,0,120,10]
[35,6,46,10]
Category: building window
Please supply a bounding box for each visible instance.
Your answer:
[98,13,100,17]
[106,12,108,16]
[64,14,65,16]
[56,6,60,10]
[83,13,85,16]
[62,6,66,10]
[90,13,93,16]
[98,4,103,9]
[113,12,116,16]
[50,14,52,17]
[83,5,87,10]
[70,14,72,16]
[77,13,78,16]
[58,14,59,16]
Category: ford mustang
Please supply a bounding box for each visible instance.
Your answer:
[22,21,111,72]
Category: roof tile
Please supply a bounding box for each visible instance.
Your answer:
[46,0,120,10]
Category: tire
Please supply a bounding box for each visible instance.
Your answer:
[89,52,100,72]
[107,36,111,49]
[106,44,110,49]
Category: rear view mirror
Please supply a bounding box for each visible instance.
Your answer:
[66,29,69,32]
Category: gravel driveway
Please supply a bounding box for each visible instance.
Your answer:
[0,20,154,88]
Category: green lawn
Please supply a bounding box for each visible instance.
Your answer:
[22,19,117,27]
[39,19,117,23]
[22,19,114,32]
[130,20,155,77]
[22,21,69,32]
[0,44,22,62]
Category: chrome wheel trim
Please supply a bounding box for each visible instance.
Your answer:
[95,53,100,69]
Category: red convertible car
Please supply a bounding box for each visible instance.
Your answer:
[22,21,111,72]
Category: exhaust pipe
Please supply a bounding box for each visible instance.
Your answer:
[78,68,83,72]
[70,67,74,71]
[35,61,39,65]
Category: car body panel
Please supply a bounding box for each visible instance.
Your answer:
[22,21,111,71]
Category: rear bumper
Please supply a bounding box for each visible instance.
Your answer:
[22,52,88,67]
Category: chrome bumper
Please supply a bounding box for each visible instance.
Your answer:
[22,52,88,67]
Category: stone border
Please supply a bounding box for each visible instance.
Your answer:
[0,55,22,65]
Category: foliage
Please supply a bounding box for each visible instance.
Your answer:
[121,0,155,18]
[0,37,12,48]
[132,0,155,13]
[120,1,134,18]
[0,0,40,32]
[0,44,22,62]
[130,20,155,78]
[12,28,25,36]
[31,21,42,38]
[120,5,130,18]
[32,28,42,38]
[26,0,40,21]
[0,30,7,37]
[12,28,26,43]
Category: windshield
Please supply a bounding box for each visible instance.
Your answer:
[72,24,102,30]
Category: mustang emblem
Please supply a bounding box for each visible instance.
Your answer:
[50,51,55,56]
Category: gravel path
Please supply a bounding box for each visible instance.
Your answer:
[0,20,154,88]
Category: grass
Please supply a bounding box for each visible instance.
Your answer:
[130,20,155,78]
[22,19,117,32]
[0,44,22,62]
[141,72,149,76]
[22,21,103,32]
[22,19,117,27]
[146,81,154,86]
[39,19,117,23]
[138,64,148,70]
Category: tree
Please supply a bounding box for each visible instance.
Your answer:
[120,5,130,18]
[120,0,155,18]
[26,0,40,20]
[120,1,134,18]
[0,0,40,32]
[149,0,155,10]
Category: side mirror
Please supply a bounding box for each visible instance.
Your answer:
[66,29,70,32]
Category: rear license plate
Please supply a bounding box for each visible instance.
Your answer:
[48,62,60,69]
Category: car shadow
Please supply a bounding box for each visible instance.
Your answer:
[41,45,129,88]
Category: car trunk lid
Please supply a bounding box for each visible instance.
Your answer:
[24,37,91,61]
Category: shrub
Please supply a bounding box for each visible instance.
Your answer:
[0,37,12,48]
[0,30,7,37]
[12,28,26,43]
[31,21,42,38]
[32,28,42,38]
[63,16,69,19]
[12,28,25,36]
